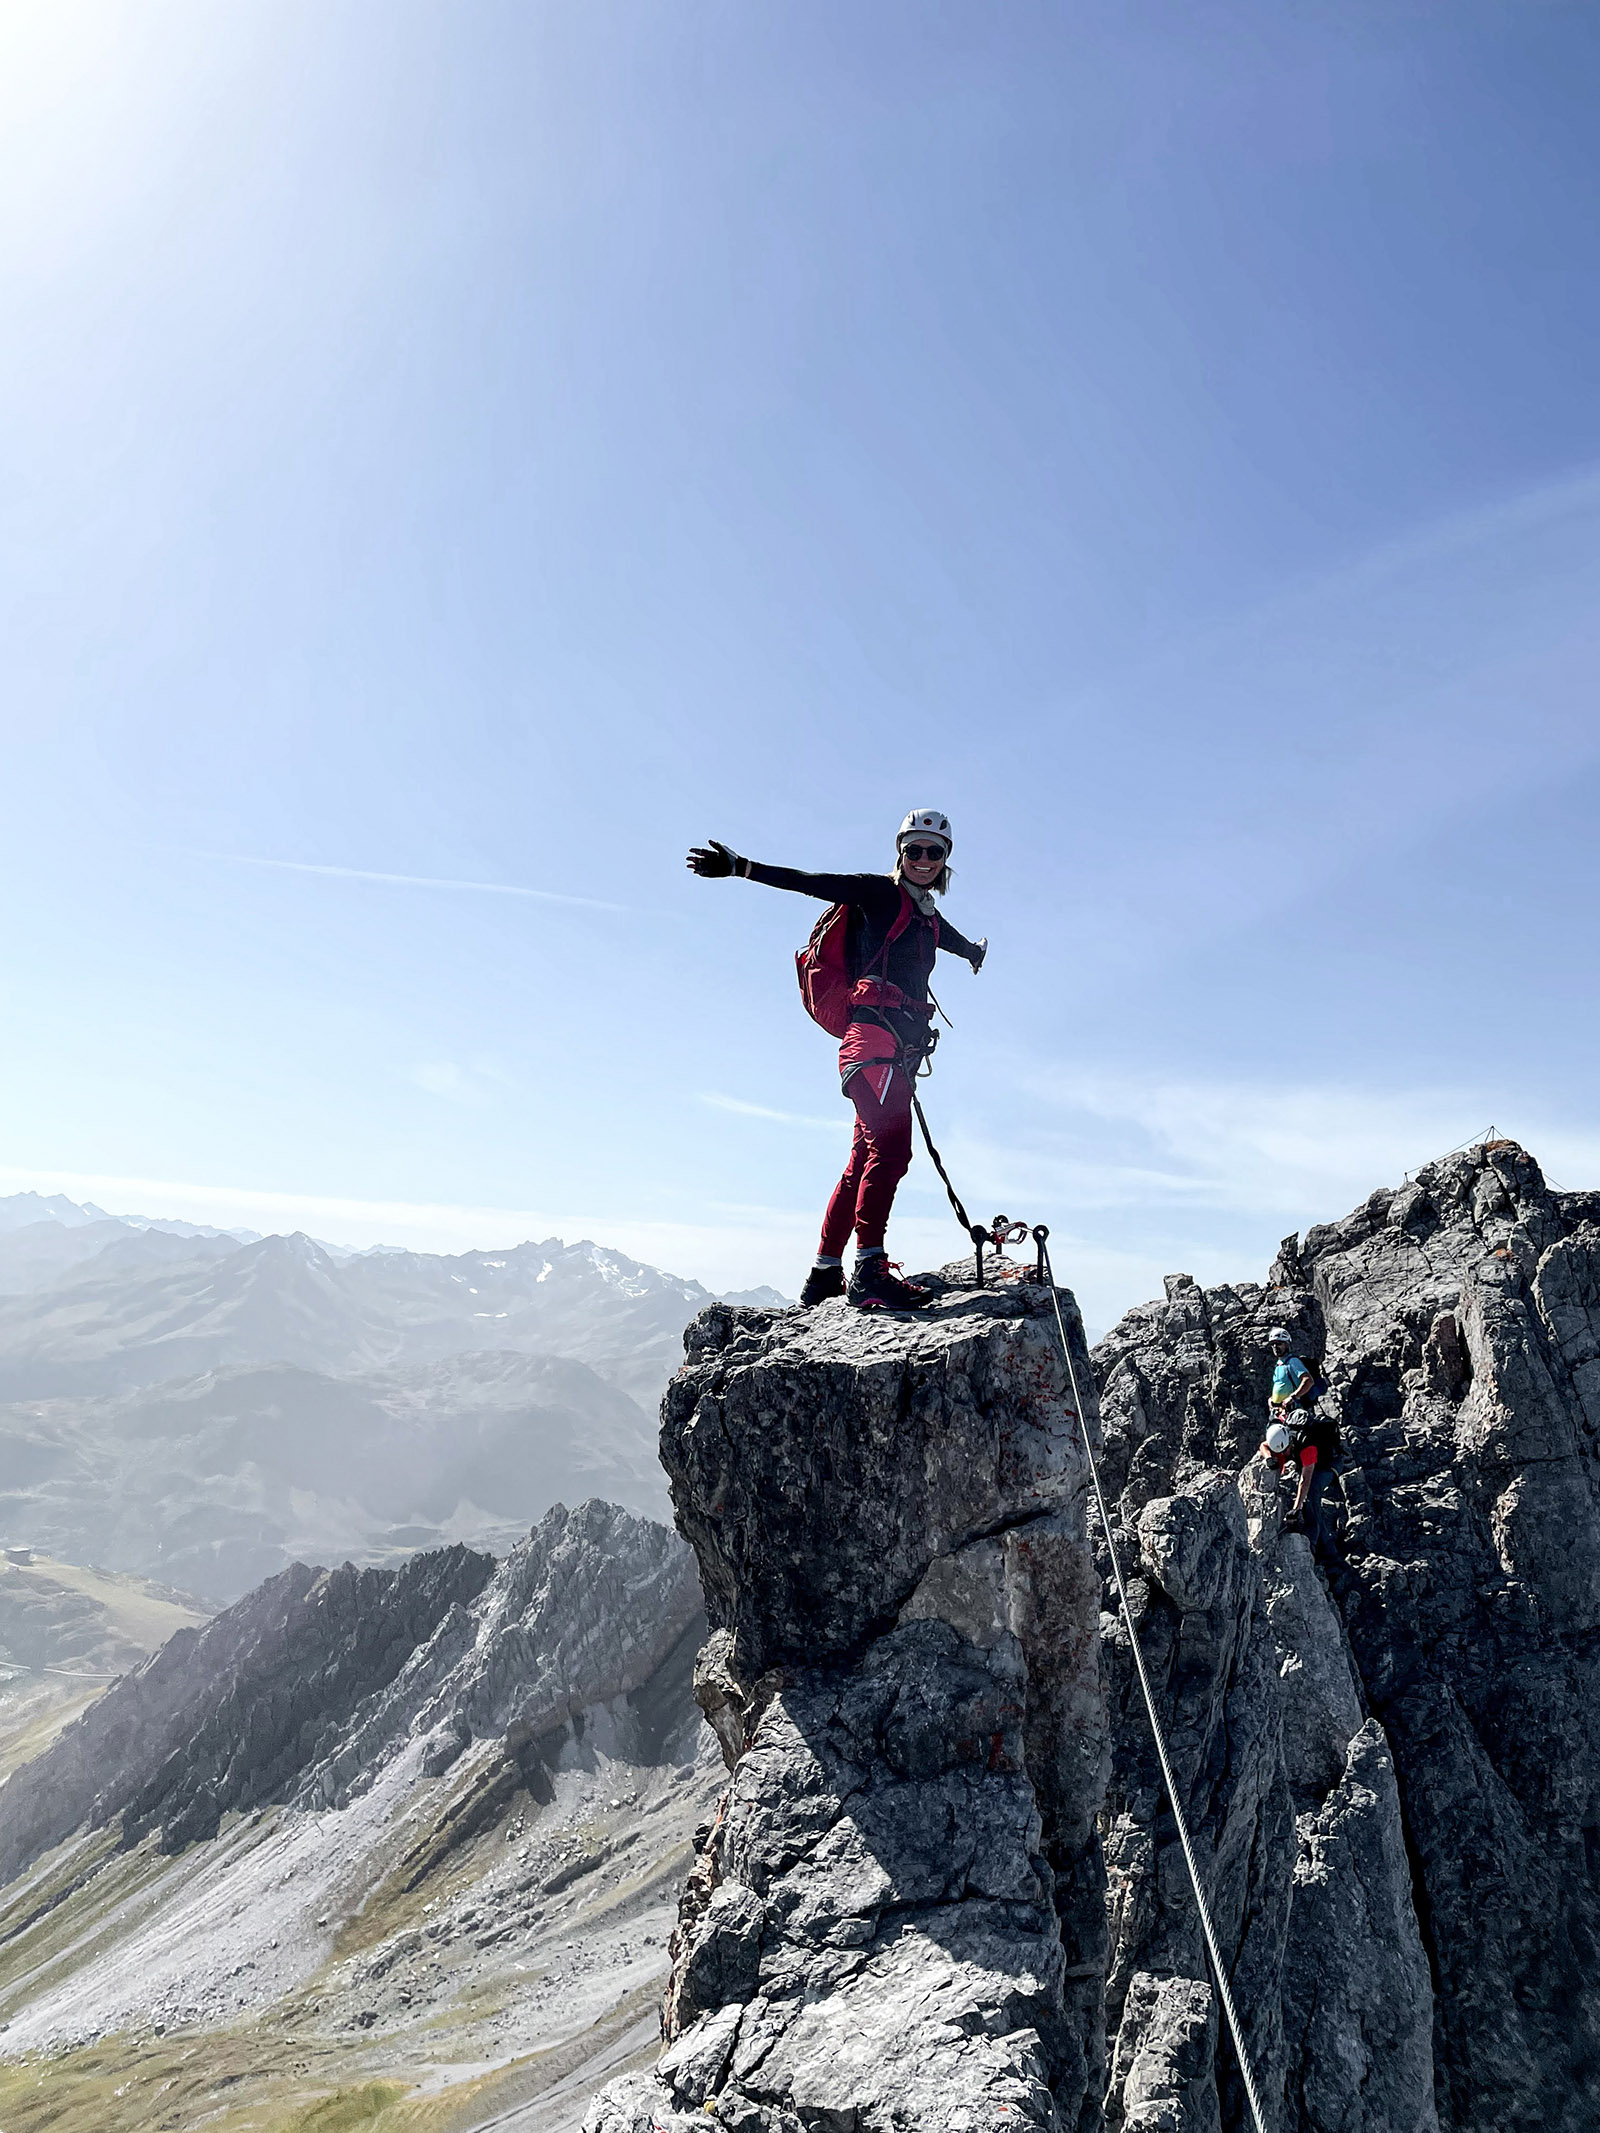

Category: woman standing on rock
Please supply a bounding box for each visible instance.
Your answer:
[686,810,986,1312]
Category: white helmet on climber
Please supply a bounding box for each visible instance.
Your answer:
[1268,1326,1293,1346]
[1265,1421,1293,1455]
[898,808,952,852]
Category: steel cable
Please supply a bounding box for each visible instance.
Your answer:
[1039,1244,1270,2133]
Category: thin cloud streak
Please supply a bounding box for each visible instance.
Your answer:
[701,1093,841,1132]
[1016,1070,1600,1218]
[212,853,625,912]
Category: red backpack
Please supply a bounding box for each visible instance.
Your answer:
[795,889,918,1037]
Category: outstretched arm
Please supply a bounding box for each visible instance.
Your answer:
[686,840,749,878]
[685,844,899,915]
[938,918,987,972]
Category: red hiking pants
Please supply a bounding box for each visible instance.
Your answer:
[818,1060,914,1256]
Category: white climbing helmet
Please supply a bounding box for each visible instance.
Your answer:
[1268,1327,1293,1346]
[1265,1421,1293,1455]
[898,808,952,852]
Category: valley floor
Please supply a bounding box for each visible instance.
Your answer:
[0,1556,208,1779]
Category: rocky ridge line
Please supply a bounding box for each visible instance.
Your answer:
[588,1139,1600,2133]
[1092,1139,1600,2132]
[0,1500,703,1899]
[296,1497,705,1833]
[0,1546,495,1880]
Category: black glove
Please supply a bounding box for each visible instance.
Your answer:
[687,840,745,879]
[1282,1511,1307,1536]
[969,937,987,973]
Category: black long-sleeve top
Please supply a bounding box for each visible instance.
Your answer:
[745,860,980,1048]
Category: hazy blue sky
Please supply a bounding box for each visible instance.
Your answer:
[3,0,1599,1326]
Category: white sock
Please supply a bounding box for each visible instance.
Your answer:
[814,1255,842,1269]
[856,1245,886,1262]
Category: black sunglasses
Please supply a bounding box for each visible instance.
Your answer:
[902,843,947,863]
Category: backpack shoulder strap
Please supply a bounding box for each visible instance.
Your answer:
[885,885,917,945]
[864,886,917,978]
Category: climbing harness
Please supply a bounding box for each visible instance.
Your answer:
[910,1087,1271,2133]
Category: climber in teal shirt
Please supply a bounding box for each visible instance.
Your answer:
[1261,1327,1339,1556]
[1272,1352,1312,1410]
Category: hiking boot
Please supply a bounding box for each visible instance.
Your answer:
[798,1263,846,1307]
[847,1257,934,1312]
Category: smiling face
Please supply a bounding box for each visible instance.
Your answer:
[899,837,948,888]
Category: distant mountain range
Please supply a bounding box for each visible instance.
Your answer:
[0,1194,788,1601]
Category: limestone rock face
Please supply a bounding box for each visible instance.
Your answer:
[1101,1475,1293,2132]
[587,1274,1111,2133]
[585,1141,1600,2132]
[1096,1141,1600,2133]
[1279,1720,1436,2133]
[1109,1972,1218,2133]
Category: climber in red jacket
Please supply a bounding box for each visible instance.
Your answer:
[1260,1329,1341,1555]
[687,810,986,1311]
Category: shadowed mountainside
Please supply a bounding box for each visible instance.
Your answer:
[0,1500,718,2133]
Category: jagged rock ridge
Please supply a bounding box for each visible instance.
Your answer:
[297,1495,706,1828]
[6,1143,1596,2131]
[0,1546,496,1881]
[0,1501,702,1888]
[590,1273,1107,2133]
[0,1498,717,2116]
[1092,1139,1600,2133]
[592,1140,1600,2133]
